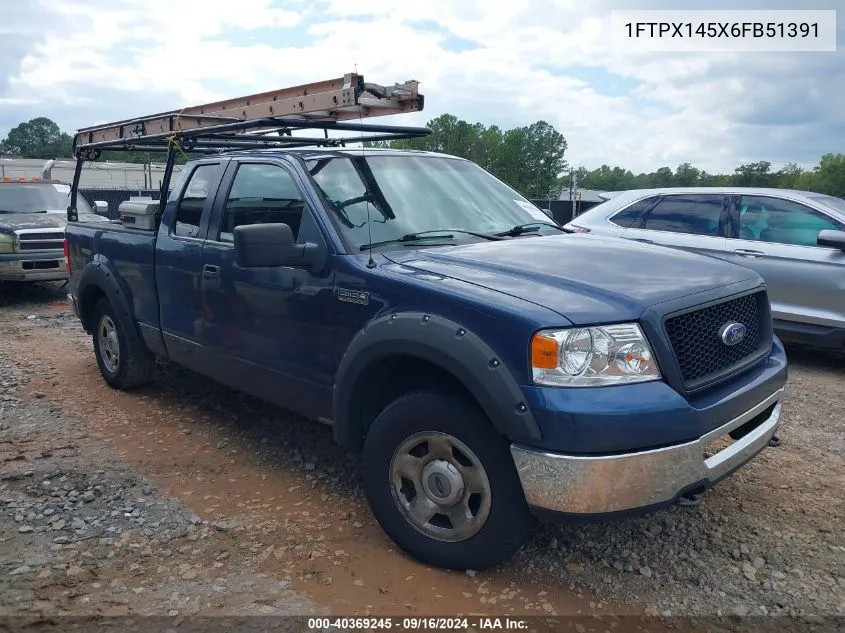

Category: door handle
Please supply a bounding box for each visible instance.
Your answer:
[733,248,763,256]
[633,238,654,244]
[202,264,220,278]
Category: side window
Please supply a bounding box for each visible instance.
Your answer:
[217,163,306,243]
[173,164,218,238]
[738,195,844,247]
[609,197,658,228]
[642,194,724,236]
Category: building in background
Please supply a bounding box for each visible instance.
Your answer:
[0,157,182,190]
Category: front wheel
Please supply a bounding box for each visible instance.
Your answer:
[361,390,531,570]
[92,297,155,390]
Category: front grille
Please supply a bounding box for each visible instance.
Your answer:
[15,231,64,252]
[664,292,764,388]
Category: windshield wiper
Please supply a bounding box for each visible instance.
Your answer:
[359,228,504,252]
[494,221,566,237]
[0,209,46,214]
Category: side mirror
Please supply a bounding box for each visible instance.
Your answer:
[233,223,320,268]
[817,229,845,251]
[93,201,109,215]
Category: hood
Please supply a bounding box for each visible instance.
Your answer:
[0,211,67,235]
[383,234,760,324]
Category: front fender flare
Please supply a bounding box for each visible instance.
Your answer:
[332,312,542,447]
[76,257,143,346]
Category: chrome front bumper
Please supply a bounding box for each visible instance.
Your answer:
[510,388,783,516]
[0,256,66,282]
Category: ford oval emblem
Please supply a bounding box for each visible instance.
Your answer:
[719,322,747,346]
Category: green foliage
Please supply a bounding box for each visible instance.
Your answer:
[578,155,845,199]
[0,117,73,158]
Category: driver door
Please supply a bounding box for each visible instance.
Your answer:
[198,158,336,419]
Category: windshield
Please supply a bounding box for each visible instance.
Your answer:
[0,183,93,214]
[808,194,845,216]
[305,154,557,250]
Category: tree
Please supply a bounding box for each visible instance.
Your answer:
[733,161,775,187]
[813,153,845,198]
[0,117,73,158]
[674,162,701,186]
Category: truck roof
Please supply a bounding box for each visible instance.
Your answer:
[202,147,466,162]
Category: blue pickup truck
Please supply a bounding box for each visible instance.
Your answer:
[64,146,787,570]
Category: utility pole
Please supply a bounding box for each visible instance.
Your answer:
[570,169,578,220]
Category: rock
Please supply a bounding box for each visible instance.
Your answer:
[542,603,553,613]
[465,570,476,577]
[82,491,96,503]
[53,536,70,545]
[838,577,845,590]
[52,519,66,531]
[18,526,34,533]
[258,605,276,614]
[66,566,87,579]
[9,565,32,576]
[640,566,653,578]
[71,518,86,531]
[43,508,54,516]
[789,568,805,579]
[181,569,198,580]
[565,563,585,574]
[647,524,663,537]
[304,462,316,471]
[740,544,750,556]
[742,564,757,581]
[643,607,660,617]
[772,571,787,581]
[752,557,765,569]
[353,579,363,586]
[732,605,749,617]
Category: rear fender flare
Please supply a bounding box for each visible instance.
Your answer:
[332,312,542,447]
[76,257,142,345]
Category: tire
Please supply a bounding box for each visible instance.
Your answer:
[361,389,531,570]
[91,297,155,390]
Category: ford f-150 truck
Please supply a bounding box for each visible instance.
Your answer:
[62,75,787,571]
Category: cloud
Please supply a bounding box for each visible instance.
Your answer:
[1,0,842,175]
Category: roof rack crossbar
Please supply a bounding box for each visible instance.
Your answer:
[72,72,427,155]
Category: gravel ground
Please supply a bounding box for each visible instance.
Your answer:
[0,282,843,627]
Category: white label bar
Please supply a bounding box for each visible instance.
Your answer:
[610,10,836,52]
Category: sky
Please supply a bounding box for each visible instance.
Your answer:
[0,0,842,175]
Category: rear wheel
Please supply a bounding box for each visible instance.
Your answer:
[361,389,531,570]
[92,297,155,389]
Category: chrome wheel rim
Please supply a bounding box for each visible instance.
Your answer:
[97,315,120,373]
[389,431,492,542]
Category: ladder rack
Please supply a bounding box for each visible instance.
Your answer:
[67,72,431,221]
[72,72,428,155]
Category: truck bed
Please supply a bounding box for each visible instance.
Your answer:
[65,220,161,342]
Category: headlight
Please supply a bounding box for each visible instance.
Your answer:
[0,234,14,254]
[531,323,660,387]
